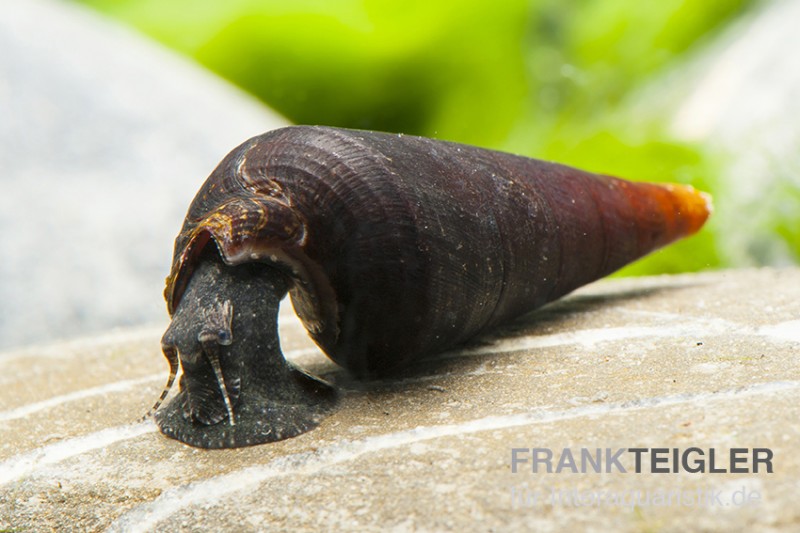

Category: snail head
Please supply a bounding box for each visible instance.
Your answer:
[196,300,235,423]
[147,248,336,448]
[157,295,242,429]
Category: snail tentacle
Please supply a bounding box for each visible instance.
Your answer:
[197,300,236,426]
[140,345,178,423]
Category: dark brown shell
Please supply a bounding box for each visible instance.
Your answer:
[165,126,710,376]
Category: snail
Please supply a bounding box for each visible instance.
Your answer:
[147,126,711,449]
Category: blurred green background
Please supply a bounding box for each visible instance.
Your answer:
[77,0,799,275]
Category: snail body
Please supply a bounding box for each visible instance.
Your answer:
[151,126,711,448]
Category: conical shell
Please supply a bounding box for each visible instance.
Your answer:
[166,126,711,376]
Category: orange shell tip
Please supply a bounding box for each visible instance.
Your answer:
[660,183,713,236]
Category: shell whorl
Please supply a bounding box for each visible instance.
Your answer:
[165,126,710,377]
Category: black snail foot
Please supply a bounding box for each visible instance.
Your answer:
[155,366,336,449]
[153,251,337,449]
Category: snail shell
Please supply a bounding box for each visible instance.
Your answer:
[150,126,711,448]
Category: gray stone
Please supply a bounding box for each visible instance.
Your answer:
[1,268,798,531]
[637,0,800,267]
[0,0,287,350]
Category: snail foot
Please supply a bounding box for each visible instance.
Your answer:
[155,366,336,449]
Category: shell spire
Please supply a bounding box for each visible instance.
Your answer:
[527,177,712,303]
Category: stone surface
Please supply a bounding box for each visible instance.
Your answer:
[0,0,287,350]
[1,268,798,531]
